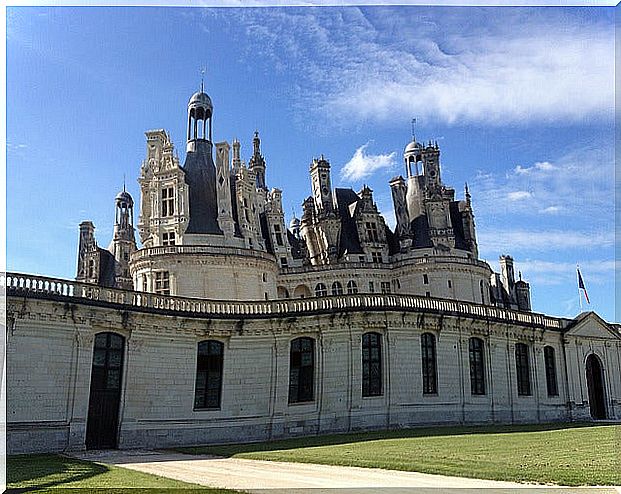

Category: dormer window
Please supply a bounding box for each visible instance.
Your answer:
[365,222,379,242]
[162,187,175,217]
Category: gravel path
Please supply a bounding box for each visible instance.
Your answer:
[70,449,618,493]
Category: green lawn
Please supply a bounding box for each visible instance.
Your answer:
[7,454,240,493]
[176,423,621,486]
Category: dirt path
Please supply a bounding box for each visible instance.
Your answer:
[70,449,617,493]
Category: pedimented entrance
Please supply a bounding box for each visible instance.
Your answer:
[586,353,606,420]
[86,332,125,449]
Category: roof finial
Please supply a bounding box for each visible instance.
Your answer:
[123,173,126,192]
[411,118,417,141]
[200,66,206,93]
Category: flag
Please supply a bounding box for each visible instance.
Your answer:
[577,267,590,304]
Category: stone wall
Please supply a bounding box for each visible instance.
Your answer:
[7,292,620,454]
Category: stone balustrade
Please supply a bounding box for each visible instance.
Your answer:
[131,244,276,262]
[280,254,491,275]
[2,271,563,329]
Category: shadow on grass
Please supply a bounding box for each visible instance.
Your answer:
[7,454,108,492]
[174,421,607,457]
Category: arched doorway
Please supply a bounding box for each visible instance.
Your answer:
[86,332,125,449]
[586,354,606,420]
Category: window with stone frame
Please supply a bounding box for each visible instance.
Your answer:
[274,224,284,246]
[469,337,486,395]
[162,187,175,217]
[162,232,176,246]
[289,337,314,403]
[362,332,382,397]
[421,332,438,394]
[544,346,559,397]
[315,283,327,297]
[331,281,343,295]
[371,252,382,264]
[515,343,531,396]
[365,222,379,242]
[347,280,358,294]
[280,257,288,268]
[380,281,391,294]
[154,271,170,295]
[194,340,224,409]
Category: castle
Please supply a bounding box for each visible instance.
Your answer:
[5,87,620,454]
[75,86,530,312]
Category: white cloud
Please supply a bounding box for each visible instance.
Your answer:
[507,191,532,201]
[539,206,562,215]
[340,142,397,181]
[515,162,556,175]
[208,8,613,127]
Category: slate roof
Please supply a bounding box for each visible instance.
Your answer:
[182,140,223,235]
[334,188,363,257]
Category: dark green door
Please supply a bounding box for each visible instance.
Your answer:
[86,332,125,449]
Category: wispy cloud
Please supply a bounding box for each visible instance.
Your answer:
[478,229,614,256]
[471,143,613,222]
[340,142,397,181]
[208,7,613,127]
[509,259,615,286]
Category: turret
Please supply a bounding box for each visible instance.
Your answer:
[76,221,96,281]
[499,255,516,296]
[108,188,136,290]
[310,155,334,215]
[249,131,267,190]
[515,272,532,311]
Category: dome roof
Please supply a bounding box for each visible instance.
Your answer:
[404,139,423,155]
[115,190,133,205]
[189,91,213,110]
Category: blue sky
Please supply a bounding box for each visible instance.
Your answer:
[6,6,615,321]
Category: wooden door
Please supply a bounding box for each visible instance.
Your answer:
[586,354,606,420]
[86,332,125,449]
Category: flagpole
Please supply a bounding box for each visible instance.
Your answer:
[577,264,583,311]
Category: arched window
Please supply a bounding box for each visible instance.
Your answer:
[515,343,531,396]
[479,280,485,304]
[544,346,558,397]
[362,332,382,397]
[315,283,327,297]
[289,337,314,403]
[331,281,344,296]
[194,340,224,409]
[421,333,437,394]
[347,280,358,294]
[469,337,486,395]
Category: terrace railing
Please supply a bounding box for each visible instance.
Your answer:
[2,272,563,329]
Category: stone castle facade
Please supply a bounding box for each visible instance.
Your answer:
[76,87,530,311]
[6,87,620,454]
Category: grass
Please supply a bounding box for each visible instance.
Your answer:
[7,454,241,493]
[176,422,621,486]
